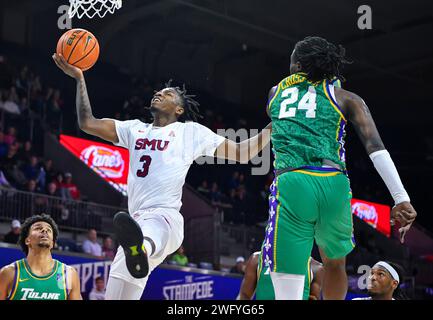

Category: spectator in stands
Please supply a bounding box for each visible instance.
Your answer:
[82,229,102,257]
[45,88,63,132]
[0,142,26,187]
[45,181,62,198]
[1,141,18,164]
[17,140,33,165]
[38,160,51,190]
[22,155,40,181]
[230,256,246,275]
[209,182,222,204]
[53,172,64,190]
[197,180,210,198]
[0,168,14,190]
[62,172,80,200]
[4,126,17,146]
[0,88,20,115]
[3,219,21,244]
[35,181,65,217]
[89,276,106,300]
[29,75,44,113]
[30,75,42,95]
[25,179,40,193]
[19,96,29,115]
[102,236,116,260]
[170,245,189,266]
[42,159,56,185]
[15,66,29,96]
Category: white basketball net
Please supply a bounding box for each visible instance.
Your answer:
[68,0,122,19]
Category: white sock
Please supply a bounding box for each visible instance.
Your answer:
[105,276,145,300]
[270,272,305,300]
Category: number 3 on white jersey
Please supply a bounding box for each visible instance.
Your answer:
[278,86,317,119]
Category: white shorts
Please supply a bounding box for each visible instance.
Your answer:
[109,207,184,289]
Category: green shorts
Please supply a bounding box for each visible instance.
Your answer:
[256,169,355,300]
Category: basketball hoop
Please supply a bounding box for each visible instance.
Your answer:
[68,0,122,19]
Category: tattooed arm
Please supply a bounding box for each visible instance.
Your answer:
[336,88,417,243]
[52,53,118,143]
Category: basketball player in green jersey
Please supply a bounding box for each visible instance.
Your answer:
[256,36,417,300]
[0,214,82,300]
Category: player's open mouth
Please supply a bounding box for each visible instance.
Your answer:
[152,97,162,103]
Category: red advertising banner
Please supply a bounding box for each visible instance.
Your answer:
[351,198,391,237]
[60,135,129,195]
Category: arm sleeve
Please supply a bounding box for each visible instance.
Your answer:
[369,149,410,205]
[190,122,226,159]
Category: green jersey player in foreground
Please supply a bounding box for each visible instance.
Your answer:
[0,214,81,300]
[256,36,417,300]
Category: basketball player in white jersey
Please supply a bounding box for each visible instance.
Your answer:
[238,251,324,300]
[52,53,272,300]
[352,261,407,300]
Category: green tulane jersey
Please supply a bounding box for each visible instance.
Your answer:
[7,259,68,300]
[268,73,347,171]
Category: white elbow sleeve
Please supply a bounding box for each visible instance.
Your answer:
[369,150,410,205]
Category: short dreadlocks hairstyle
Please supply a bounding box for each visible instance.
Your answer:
[165,79,202,122]
[293,36,351,83]
[18,214,59,256]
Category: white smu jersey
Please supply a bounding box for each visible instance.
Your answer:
[114,120,225,214]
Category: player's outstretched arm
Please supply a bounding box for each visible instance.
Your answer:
[338,88,417,243]
[67,266,83,300]
[52,53,118,144]
[0,264,15,300]
[214,122,272,163]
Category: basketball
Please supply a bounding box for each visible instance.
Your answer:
[56,28,100,71]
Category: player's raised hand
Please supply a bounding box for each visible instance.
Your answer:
[52,53,83,80]
[391,201,417,243]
